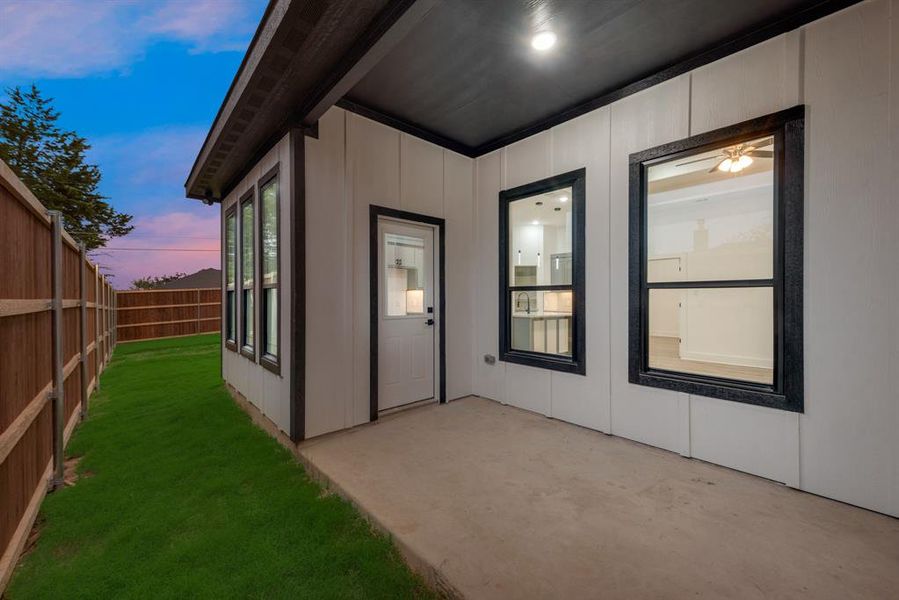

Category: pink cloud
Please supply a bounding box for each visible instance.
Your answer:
[92,210,221,289]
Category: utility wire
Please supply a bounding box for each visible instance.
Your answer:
[68,231,219,240]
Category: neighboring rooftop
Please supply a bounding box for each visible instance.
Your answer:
[158,268,222,290]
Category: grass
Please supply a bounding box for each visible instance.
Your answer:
[8,334,434,599]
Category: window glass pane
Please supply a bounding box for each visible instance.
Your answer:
[265,288,277,357]
[647,136,773,282]
[647,287,773,385]
[226,213,236,288]
[241,201,254,286]
[510,289,573,356]
[227,290,235,341]
[244,289,254,347]
[509,186,573,286]
[261,180,278,285]
[385,233,425,316]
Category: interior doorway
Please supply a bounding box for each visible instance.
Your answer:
[369,206,445,420]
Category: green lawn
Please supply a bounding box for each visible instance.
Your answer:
[8,334,433,599]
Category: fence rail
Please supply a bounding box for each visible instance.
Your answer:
[115,288,220,342]
[0,159,115,593]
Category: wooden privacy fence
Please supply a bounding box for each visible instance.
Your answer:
[116,288,220,342]
[0,160,115,593]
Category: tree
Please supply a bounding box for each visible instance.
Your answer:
[0,84,133,249]
[130,273,187,290]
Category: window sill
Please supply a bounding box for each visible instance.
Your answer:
[260,355,281,376]
[500,350,585,376]
[630,370,800,412]
[225,339,238,352]
[239,346,256,362]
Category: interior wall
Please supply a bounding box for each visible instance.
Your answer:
[473,0,899,517]
[220,133,293,435]
[304,107,475,439]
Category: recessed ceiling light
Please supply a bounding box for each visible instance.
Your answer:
[531,31,556,51]
[532,220,540,225]
[559,196,568,203]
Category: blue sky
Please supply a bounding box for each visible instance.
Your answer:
[0,0,268,286]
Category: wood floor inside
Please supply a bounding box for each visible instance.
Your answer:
[648,335,772,384]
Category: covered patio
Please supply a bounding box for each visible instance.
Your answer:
[299,397,899,599]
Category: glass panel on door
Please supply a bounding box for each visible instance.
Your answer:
[384,232,426,316]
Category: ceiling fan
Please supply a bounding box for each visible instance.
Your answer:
[677,138,774,173]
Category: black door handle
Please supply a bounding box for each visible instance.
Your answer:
[425,319,434,326]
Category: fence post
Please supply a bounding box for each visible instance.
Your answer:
[105,281,110,362]
[79,244,89,419]
[48,211,65,489]
[104,281,108,364]
[94,264,101,390]
[197,289,201,334]
[101,280,106,365]
[111,288,116,348]
[106,282,110,361]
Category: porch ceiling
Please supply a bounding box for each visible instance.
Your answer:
[343,0,854,155]
[186,0,857,201]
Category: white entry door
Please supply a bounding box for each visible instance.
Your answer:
[378,219,435,410]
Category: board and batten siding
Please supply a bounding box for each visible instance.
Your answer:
[221,0,897,517]
[473,0,899,517]
[220,134,292,435]
[303,107,476,439]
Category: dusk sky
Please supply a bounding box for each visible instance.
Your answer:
[0,0,268,288]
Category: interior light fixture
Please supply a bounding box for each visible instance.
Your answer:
[532,220,540,225]
[531,31,557,51]
[717,158,733,172]
[559,195,568,202]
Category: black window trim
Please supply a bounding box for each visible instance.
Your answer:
[257,164,281,375]
[224,204,238,352]
[628,105,804,412]
[239,188,257,361]
[499,168,586,375]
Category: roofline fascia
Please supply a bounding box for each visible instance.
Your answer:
[185,0,281,199]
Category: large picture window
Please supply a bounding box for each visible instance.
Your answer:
[629,106,804,411]
[239,190,256,359]
[499,168,586,374]
[259,167,279,373]
[224,207,237,350]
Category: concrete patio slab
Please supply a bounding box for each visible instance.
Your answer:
[297,397,899,599]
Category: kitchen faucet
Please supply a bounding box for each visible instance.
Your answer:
[515,291,531,314]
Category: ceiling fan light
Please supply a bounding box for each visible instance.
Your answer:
[729,161,742,173]
[718,158,733,172]
[737,155,753,169]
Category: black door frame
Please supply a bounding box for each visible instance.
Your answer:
[369,205,446,421]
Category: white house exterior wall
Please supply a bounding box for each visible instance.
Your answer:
[472,0,899,517]
[224,0,898,518]
[220,133,292,435]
